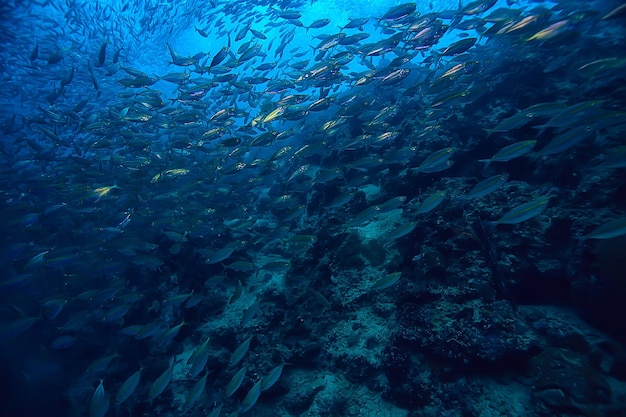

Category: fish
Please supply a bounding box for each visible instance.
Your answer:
[527,20,570,41]
[380,3,417,22]
[315,33,346,51]
[370,272,402,291]
[595,146,626,170]
[440,38,477,56]
[602,4,626,20]
[97,38,108,67]
[479,140,536,168]
[578,57,626,78]
[225,366,247,397]
[188,337,211,379]
[460,0,498,15]
[156,320,186,345]
[416,190,447,215]
[207,406,222,417]
[229,335,252,366]
[376,196,407,213]
[464,173,509,199]
[532,126,595,157]
[342,17,369,31]
[115,368,142,405]
[25,250,49,269]
[195,25,209,37]
[185,372,208,408]
[241,298,260,326]
[534,100,604,130]
[261,363,286,391]
[50,334,77,350]
[1,2,624,416]
[386,221,419,240]
[148,360,174,401]
[30,40,38,61]
[307,19,330,32]
[47,44,73,65]
[0,317,39,341]
[412,147,456,174]
[307,288,332,310]
[489,111,542,134]
[229,280,243,305]
[239,378,263,412]
[578,217,626,241]
[488,196,550,226]
[90,380,109,417]
[166,42,197,66]
[210,46,230,68]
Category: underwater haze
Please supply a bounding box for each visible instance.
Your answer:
[2,0,626,416]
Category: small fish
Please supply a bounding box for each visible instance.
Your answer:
[30,40,39,61]
[277,10,301,19]
[348,206,380,227]
[25,250,49,269]
[239,378,263,412]
[156,320,186,345]
[342,17,369,30]
[479,140,536,168]
[488,196,550,226]
[250,28,267,39]
[50,335,77,350]
[602,3,626,20]
[327,190,357,209]
[148,360,174,401]
[90,380,110,417]
[535,100,603,130]
[578,57,626,78]
[460,0,498,15]
[596,146,626,170]
[188,337,211,379]
[186,372,208,408]
[578,217,626,241]
[386,221,419,240]
[416,190,446,214]
[0,317,39,341]
[195,25,209,37]
[307,18,330,32]
[241,299,260,326]
[88,59,99,91]
[47,44,72,65]
[97,38,108,67]
[315,33,346,51]
[370,272,402,291]
[412,147,456,173]
[376,196,407,213]
[527,20,569,41]
[225,366,247,397]
[307,288,332,310]
[229,280,243,305]
[261,363,286,391]
[464,173,509,199]
[207,406,222,417]
[115,368,142,405]
[87,184,120,203]
[533,126,594,157]
[380,3,416,22]
[229,335,252,366]
[441,38,477,56]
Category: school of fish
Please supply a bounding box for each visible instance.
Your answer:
[1,0,625,416]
